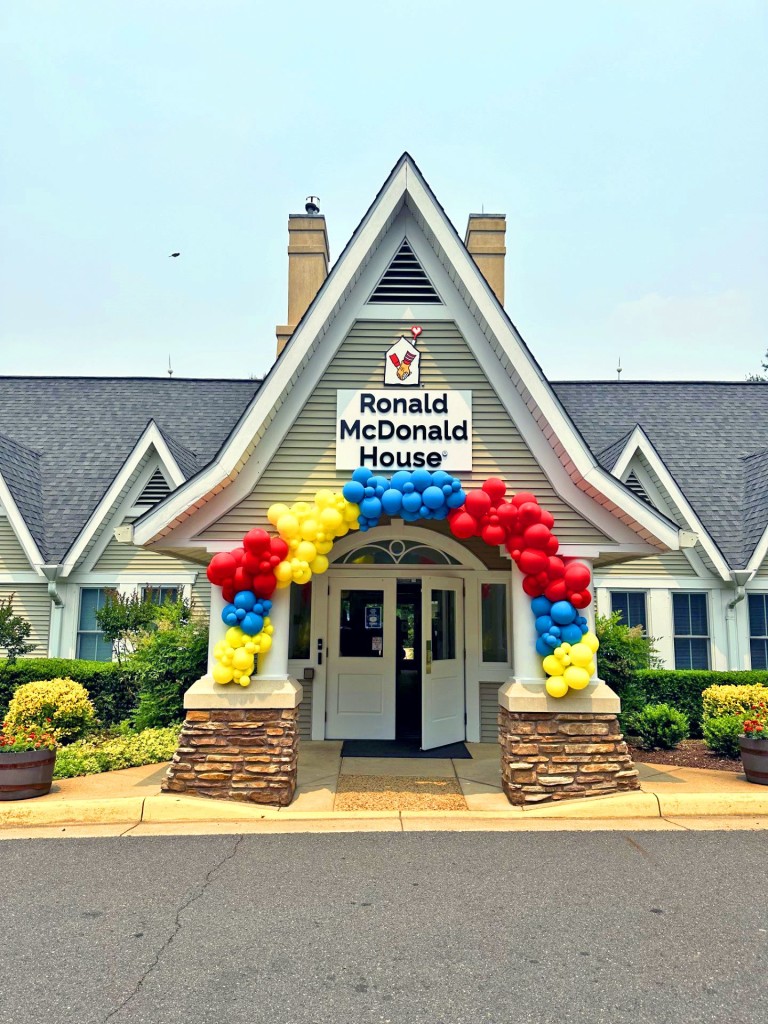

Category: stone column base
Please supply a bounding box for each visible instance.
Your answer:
[162,708,299,806]
[499,706,639,805]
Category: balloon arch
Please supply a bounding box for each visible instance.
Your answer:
[206,468,599,698]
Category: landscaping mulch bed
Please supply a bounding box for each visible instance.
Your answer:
[334,774,468,811]
[627,738,744,774]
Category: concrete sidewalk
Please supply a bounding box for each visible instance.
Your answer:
[1,742,767,836]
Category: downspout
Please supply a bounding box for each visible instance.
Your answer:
[41,564,64,607]
[725,569,754,670]
[41,565,64,659]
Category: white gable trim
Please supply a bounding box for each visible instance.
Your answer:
[60,421,186,577]
[133,155,680,553]
[0,472,45,574]
[611,425,731,579]
[747,525,768,574]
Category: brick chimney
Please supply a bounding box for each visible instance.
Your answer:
[275,206,330,356]
[464,214,506,305]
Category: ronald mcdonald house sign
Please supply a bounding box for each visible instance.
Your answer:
[335,389,473,470]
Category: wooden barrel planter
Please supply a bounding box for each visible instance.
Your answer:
[739,737,768,786]
[0,748,56,800]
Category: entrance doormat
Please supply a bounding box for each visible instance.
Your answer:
[341,739,472,759]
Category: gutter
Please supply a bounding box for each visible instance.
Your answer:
[40,564,64,607]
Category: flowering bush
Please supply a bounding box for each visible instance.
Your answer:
[702,684,768,722]
[5,678,96,742]
[53,725,181,779]
[742,701,768,740]
[0,717,56,753]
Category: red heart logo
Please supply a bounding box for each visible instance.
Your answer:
[411,325,422,340]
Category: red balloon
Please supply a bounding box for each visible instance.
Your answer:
[522,575,546,597]
[464,490,493,520]
[540,509,555,529]
[545,578,568,602]
[546,535,560,555]
[450,511,478,540]
[243,528,270,554]
[207,552,237,586]
[496,502,518,531]
[564,562,591,592]
[232,567,252,592]
[230,546,245,566]
[270,536,289,561]
[242,551,263,575]
[518,548,549,575]
[548,556,565,579]
[251,572,278,598]
[482,477,507,505]
[481,523,507,546]
[222,581,236,603]
[571,589,592,609]
[523,523,551,550]
[511,491,538,508]
[517,501,542,528]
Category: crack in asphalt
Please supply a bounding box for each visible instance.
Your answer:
[102,834,244,1023]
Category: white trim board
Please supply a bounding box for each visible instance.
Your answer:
[0,471,45,574]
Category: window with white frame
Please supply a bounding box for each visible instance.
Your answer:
[77,588,114,661]
[610,591,648,631]
[480,581,509,663]
[673,592,710,669]
[141,585,180,606]
[749,594,768,670]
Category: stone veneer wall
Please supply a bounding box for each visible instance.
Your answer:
[163,708,298,806]
[499,707,639,805]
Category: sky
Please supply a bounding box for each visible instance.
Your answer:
[1,1,766,383]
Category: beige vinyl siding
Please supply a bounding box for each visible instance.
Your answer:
[479,681,500,742]
[198,321,610,546]
[0,517,32,571]
[756,557,768,577]
[298,681,313,740]
[94,538,201,575]
[0,584,50,657]
[191,576,212,620]
[596,550,696,578]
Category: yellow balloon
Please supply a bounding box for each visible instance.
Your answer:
[300,518,319,541]
[315,539,334,555]
[310,554,329,574]
[315,489,334,508]
[542,654,564,676]
[213,641,227,659]
[238,675,251,687]
[343,502,360,522]
[276,578,291,589]
[563,665,591,690]
[267,503,289,526]
[319,507,343,533]
[569,642,593,668]
[293,502,311,516]
[296,540,317,563]
[582,631,600,653]
[276,513,300,539]
[232,648,254,673]
[274,560,294,582]
[258,633,272,653]
[546,677,569,698]
[587,660,596,677]
[212,663,234,685]
[225,626,245,648]
[335,522,349,538]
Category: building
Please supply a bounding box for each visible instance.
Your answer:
[1,154,766,803]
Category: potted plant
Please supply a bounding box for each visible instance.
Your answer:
[0,718,57,800]
[740,702,768,786]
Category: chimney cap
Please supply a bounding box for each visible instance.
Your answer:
[305,195,321,215]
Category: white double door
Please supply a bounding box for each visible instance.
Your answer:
[325,575,464,749]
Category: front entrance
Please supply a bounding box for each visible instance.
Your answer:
[325,574,465,749]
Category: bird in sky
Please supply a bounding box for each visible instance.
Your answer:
[169,252,180,257]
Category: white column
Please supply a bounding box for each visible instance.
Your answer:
[509,561,543,684]
[206,584,227,674]
[255,583,291,681]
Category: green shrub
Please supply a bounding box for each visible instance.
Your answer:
[702,714,744,759]
[127,619,208,729]
[53,725,182,779]
[5,678,97,742]
[702,684,768,722]
[0,593,35,662]
[626,671,768,738]
[0,658,137,726]
[633,702,690,750]
[595,612,658,694]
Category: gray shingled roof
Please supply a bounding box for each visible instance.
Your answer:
[0,378,261,563]
[553,381,768,569]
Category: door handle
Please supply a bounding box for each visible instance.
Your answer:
[426,640,432,674]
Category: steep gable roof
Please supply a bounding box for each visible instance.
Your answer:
[0,377,261,563]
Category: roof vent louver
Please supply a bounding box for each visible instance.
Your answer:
[624,470,653,506]
[368,240,442,304]
[136,469,171,508]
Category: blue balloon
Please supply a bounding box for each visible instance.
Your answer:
[432,470,452,488]
[419,505,430,518]
[560,623,584,645]
[343,480,365,503]
[446,489,466,509]
[221,604,240,626]
[401,509,421,522]
[234,590,256,612]
[370,475,389,495]
[536,637,552,656]
[535,615,553,635]
[530,596,552,617]
[360,496,382,519]
[551,600,577,625]
[549,625,561,638]
[390,470,411,492]
[422,485,444,510]
[352,467,372,483]
[575,615,588,628]
[381,488,403,515]
[403,482,415,494]
[402,491,422,513]
[433,506,449,520]
[411,469,433,493]
[543,633,559,649]
[240,612,264,636]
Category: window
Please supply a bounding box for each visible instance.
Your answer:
[673,592,710,670]
[141,585,180,606]
[749,594,768,670]
[289,582,312,660]
[481,582,508,662]
[77,588,114,661]
[611,591,648,631]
